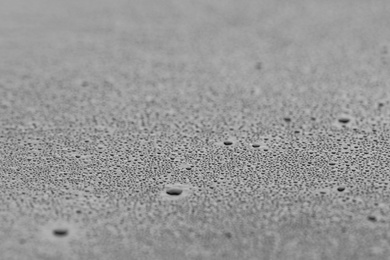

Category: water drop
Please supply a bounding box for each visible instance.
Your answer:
[337,187,345,192]
[166,188,183,196]
[53,229,68,237]
[338,118,350,124]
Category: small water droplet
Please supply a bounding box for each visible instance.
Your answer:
[338,118,350,124]
[166,188,183,196]
[160,184,194,200]
[53,229,68,237]
[224,232,232,239]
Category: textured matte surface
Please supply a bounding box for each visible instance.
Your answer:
[1,0,390,259]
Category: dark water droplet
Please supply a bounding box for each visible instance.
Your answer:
[337,187,345,192]
[224,141,233,146]
[53,229,68,237]
[338,118,350,124]
[252,144,260,148]
[166,188,183,196]
[283,117,291,123]
[367,216,377,222]
[224,232,232,239]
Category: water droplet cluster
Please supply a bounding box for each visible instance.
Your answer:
[1,0,390,258]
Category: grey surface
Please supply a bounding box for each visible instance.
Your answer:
[1,0,390,259]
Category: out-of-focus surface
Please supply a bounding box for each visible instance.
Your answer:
[1,0,390,259]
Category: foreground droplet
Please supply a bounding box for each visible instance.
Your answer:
[337,187,345,192]
[166,188,183,196]
[338,117,350,124]
[160,184,194,201]
[53,229,68,237]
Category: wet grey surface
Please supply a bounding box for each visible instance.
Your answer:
[1,0,390,259]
